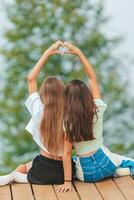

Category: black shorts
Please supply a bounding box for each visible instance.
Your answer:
[27,154,76,185]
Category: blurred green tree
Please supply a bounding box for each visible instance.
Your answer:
[0,0,133,174]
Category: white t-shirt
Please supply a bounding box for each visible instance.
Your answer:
[25,92,63,156]
[74,99,107,155]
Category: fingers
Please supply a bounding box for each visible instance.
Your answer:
[54,40,74,49]
[63,41,72,49]
[53,40,73,49]
[56,186,64,193]
[55,186,72,193]
[50,40,76,55]
[55,40,63,48]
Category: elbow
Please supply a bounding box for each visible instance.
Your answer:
[27,75,36,81]
[89,75,97,82]
[90,74,97,80]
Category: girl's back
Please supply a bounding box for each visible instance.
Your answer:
[74,98,107,156]
[25,77,65,157]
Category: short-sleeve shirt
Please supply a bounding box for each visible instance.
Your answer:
[74,99,107,156]
[25,92,63,156]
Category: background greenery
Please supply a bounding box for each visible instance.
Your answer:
[0,0,134,174]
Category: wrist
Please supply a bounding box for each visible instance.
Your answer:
[64,179,72,182]
[76,49,83,57]
[44,50,51,57]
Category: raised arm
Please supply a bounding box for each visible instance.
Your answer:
[27,40,63,95]
[63,42,101,99]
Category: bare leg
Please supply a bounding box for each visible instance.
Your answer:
[0,161,32,186]
[26,161,32,173]
[14,161,32,174]
[14,164,27,174]
[11,161,32,183]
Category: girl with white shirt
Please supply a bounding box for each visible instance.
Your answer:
[56,41,134,192]
[0,40,75,190]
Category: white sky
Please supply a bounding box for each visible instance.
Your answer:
[104,0,134,88]
[104,0,134,56]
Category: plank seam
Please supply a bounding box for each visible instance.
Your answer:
[9,183,13,200]
[52,185,59,200]
[30,184,37,200]
[73,182,82,200]
[112,178,127,200]
[94,182,105,200]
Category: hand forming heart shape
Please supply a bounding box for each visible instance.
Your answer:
[57,46,70,55]
[56,41,75,55]
[46,40,79,56]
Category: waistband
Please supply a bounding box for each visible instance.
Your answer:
[39,154,63,163]
[40,150,62,161]
[75,147,104,162]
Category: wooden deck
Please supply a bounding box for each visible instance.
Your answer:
[0,176,134,200]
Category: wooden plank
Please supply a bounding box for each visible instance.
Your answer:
[11,183,34,200]
[96,179,125,200]
[74,181,103,200]
[0,185,12,200]
[114,176,134,200]
[53,184,79,200]
[32,184,57,200]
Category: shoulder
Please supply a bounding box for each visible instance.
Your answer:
[93,99,107,112]
[25,92,44,116]
[93,99,107,107]
[25,92,40,103]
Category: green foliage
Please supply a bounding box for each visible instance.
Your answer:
[0,0,133,174]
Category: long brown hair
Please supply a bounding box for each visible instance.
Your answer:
[39,77,65,155]
[64,79,98,143]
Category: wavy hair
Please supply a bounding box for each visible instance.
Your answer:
[39,77,65,155]
[64,79,98,143]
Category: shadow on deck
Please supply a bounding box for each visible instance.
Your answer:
[0,176,134,200]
